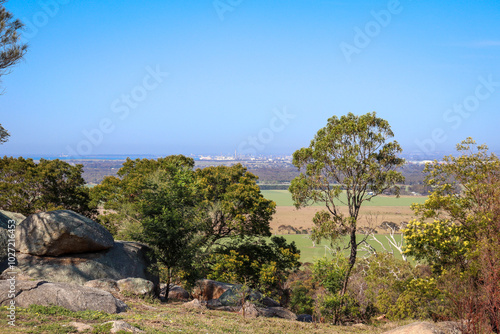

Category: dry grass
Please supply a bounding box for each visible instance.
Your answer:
[0,298,411,334]
[270,205,416,233]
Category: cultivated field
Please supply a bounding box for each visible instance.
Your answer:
[263,190,426,232]
[262,190,425,263]
[275,234,405,264]
[261,190,427,207]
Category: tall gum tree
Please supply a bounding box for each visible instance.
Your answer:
[289,112,404,294]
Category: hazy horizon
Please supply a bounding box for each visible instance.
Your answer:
[1,0,499,158]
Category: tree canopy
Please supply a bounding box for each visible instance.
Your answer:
[289,112,404,294]
[1,0,27,85]
[91,156,279,298]
[195,164,275,248]
[0,123,8,144]
[403,138,500,331]
[0,157,95,217]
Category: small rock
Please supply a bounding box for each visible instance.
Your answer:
[239,301,260,318]
[104,320,145,333]
[183,299,206,310]
[162,284,190,301]
[117,278,154,296]
[297,314,313,323]
[262,307,297,320]
[206,299,223,308]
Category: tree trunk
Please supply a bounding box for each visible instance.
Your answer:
[164,267,171,303]
[341,227,357,296]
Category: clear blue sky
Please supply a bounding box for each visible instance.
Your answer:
[1,0,499,157]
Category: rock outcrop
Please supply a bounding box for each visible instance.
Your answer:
[15,210,114,256]
[0,280,127,313]
[8,241,159,292]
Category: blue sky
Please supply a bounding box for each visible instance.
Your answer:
[1,0,499,157]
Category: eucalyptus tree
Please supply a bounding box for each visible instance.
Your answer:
[289,112,405,294]
[0,123,8,144]
[1,0,28,143]
[1,0,27,84]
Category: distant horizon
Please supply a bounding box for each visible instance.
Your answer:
[3,148,498,162]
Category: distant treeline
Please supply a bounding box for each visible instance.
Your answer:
[72,160,427,188]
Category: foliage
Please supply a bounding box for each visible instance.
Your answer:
[196,164,275,248]
[0,157,95,217]
[355,253,415,318]
[1,0,27,83]
[92,159,275,243]
[311,254,364,324]
[0,123,8,144]
[133,165,201,302]
[90,155,195,239]
[404,138,499,270]
[403,138,500,332]
[208,236,300,302]
[92,156,278,298]
[315,292,360,325]
[289,283,314,315]
[290,112,404,295]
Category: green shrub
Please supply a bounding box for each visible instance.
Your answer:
[289,283,314,315]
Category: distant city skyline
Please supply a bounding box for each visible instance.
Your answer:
[1,0,499,158]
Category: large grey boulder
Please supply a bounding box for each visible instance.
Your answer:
[0,280,127,313]
[7,241,159,293]
[15,210,114,256]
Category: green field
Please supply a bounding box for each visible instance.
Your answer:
[277,233,406,264]
[262,190,427,207]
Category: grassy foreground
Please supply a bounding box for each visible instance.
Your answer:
[0,298,412,334]
[261,190,427,207]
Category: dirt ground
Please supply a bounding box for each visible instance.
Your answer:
[270,206,416,233]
